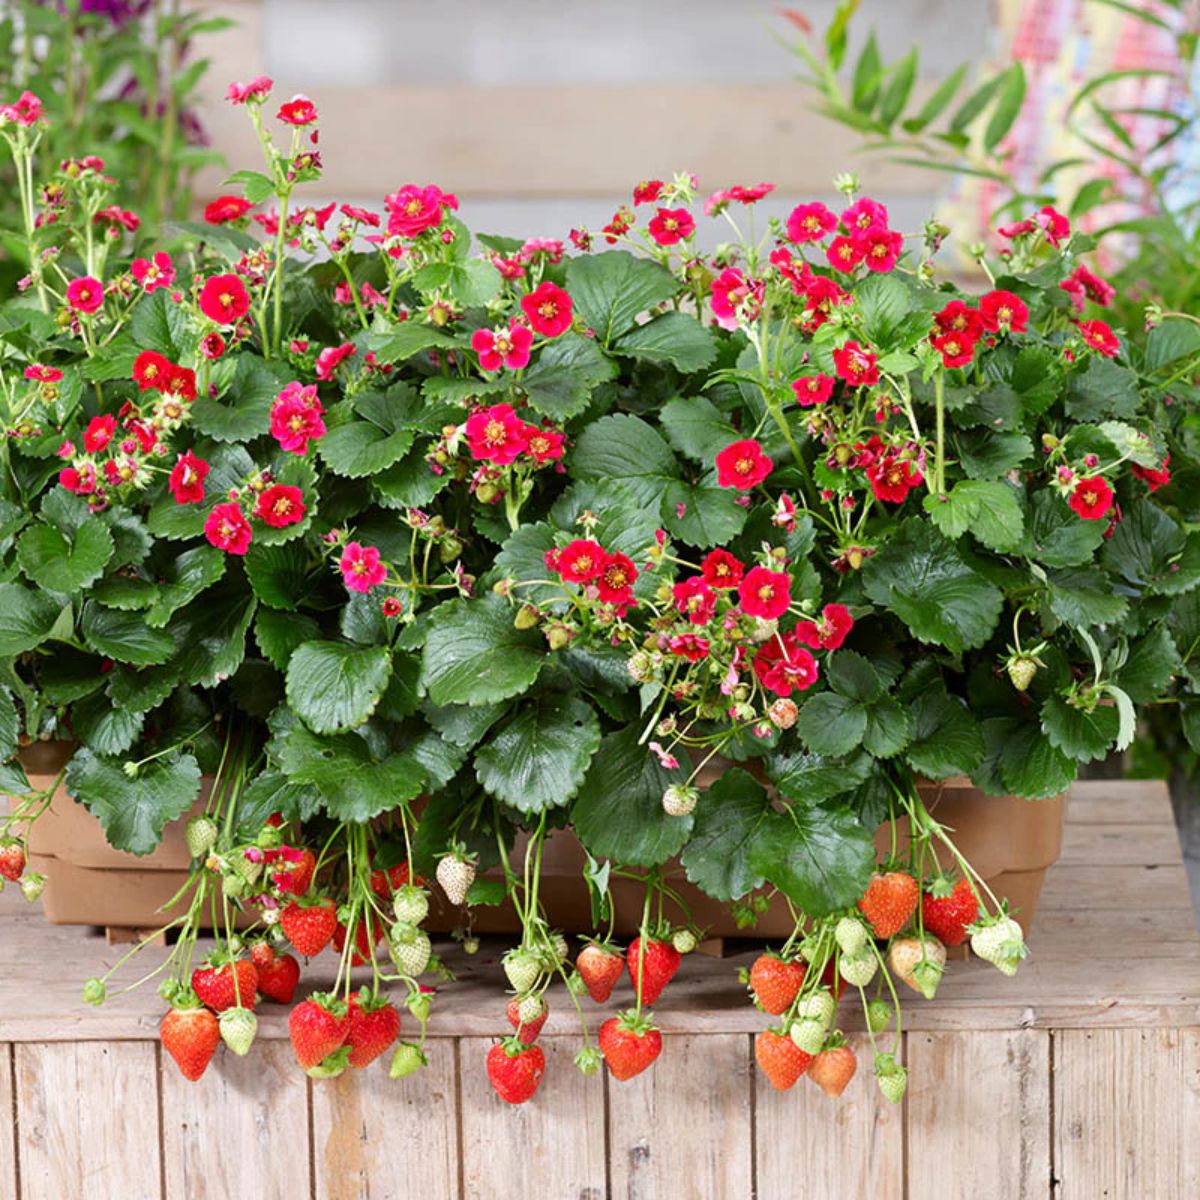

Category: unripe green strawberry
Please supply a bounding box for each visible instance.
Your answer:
[222,874,248,900]
[389,924,432,976]
[672,928,698,954]
[662,784,698,817]
[514,604,540,630]
[185,815,218,859]
[970,915,1027,976]
[1006,654,1038,692]
[407,992,432,1024]
[550,933,569,962]
[794,988,836,1030]
[574,1046,603,1076]
[20,871,45,902]
[389,1042,428,1078]
[503,948,541,993]
[875,1054,908,1104]
[436,853,476,906]
[789,1017,826,1056]
[219,1006,258,1056]
[835,916,869,956]
[82,978,106,1006]
[462,936,480,955]
[392,885,430,926]
[838,949,877,988]
[798,935,822,963]
[865,1000,892,1032]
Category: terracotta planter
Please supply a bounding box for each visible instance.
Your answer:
[13,743,1064,940]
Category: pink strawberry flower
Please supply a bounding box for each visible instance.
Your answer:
[254,484,307,528]
[83,414,116,454]
[66,276,104,314]
[276,95,317,126]
[226,77,273,105]
[315,342,357,381]
[340,542,387,592]
[205,502,253,555]
[791,373,834,407]
[710,268,763,331]
[647,207,696,246]
[738,567,792,620]
[465,403,529,465]
[168,450,209,505]
[786,201,837,243]
[131,252,175,293]
[521,282,573,338]
[270,382,326,455]
[715,439,773,490]
[385,184,457,237]
[471,323,533,372]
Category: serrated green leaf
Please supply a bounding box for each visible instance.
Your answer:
[255,608,320,671]
[17,518,113,592]
[1046,566,1128,626]
[82,603,174,665]
[1116,625,1178,702]
[107,663,180,713]
[659,395,736,462]
[565,250,678,343]
[72,691,145,755]
[765,748,873,803]
[905,688,984,780]
[795,692,868,756]
[862,695,910,758]
[825,651,883,704]
[144,545,226,627]
[285,642,393,734]
[0,584,63,656]
[616,312,716,371]
[573,413,679,508]
[923,480,1024,551]
[190,355,290,442]
[1041,693,1119,762]
[680,768,772,901]
[1025,489,1107,568]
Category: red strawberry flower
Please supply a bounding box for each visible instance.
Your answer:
[471,323,533,372]
[833,340,879,387]
[647,207,695,246]
[979,290,1028,334]
[465,403,529,465]
[385,184,457,237]
[786,201,837,243]
[198,273,250,325]
[752,632,819,696]
[715,439,773,490]
[521,281,573,338]
[793,603,854,650]
[83,414,116,453]
[204,195,254,224]
[597,551,639,608]
[205,502,253,555]
[270,382,326,455]
[700,548,744,589]
[66,276,103,314]
[931,332,977,368]
[132,349,171,392]
[168,451,209,505]
[673,576,716,625]
[254,484,306,528]
[1068,476,1114,521]
[556,539,605,584]
[276,94,318,126]
[131,251,175,293]
[340,542,387,592]
[738,566,792,620]
[1078,319,1120,358]
[791,372,834,407]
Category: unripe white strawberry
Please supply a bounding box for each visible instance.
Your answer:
[838,949,877,988]
[662,784,698,816]
[889,935,947,999]
[219,1006,257,1056]
[970,916,1026,976]
[835,916,869,956]
[1006,654,1038,692]
[517,994,545,1024]
[875,1054,908,1104]
[794,988,836,1030]
[672,928,698,954]
[20,871,45,902]
[436,853,475,906]
[503,948,541,993]
[789,1017,825,1056]
[390,923,432,976]
[392,884,430,926]
[185,815,218,859]
[768,698,798,729]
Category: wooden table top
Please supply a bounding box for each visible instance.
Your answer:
[2,780,1198,1041]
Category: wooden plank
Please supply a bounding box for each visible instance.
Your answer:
[607,1032,753,1200]
[756,1033,902,1199]
[1039,863,1193,911]
[14,1040,162,1199]
[162,1040,307,1200]
[193,82,934,200]
[312,1038,458,1199]
[1058,821,1182,866]
[907,1030,1051,1198]
[1054,1028,1200,1198]
[460,1035,606,1200]
[1064,783,1174,826]
[0,1045,16,1200]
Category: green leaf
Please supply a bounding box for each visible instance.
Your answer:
[1026,490,1107,568]
[573,414,678,508]
[1116,625,1178,703]
[0,688,19,760]
[107,663,180,713]
[1104,501,1200,594]
[0,584,62,655]
[144,546,226,627]
[41,649,106,703]
[903,64,966,132]
[988,719,1077,799]
[449,257,501,307]
[680,768,772,901]
[879,48,918,125]
[474,695,601,813]
[765,748,873,803]
[255,608,320,671]
[66,749,201,856]
[239,770,321,826]
[983,63,1026,151]
[318,393,415,479]
[855,274,914,345]
[825,651,883,704]
[169,585,257,687]
[923,480,1024,551]
[422,594,544,706]
[425,701,504,749]
[1145,317,1200,372]
[747,806,875,918]
[615,312,716,372]
[1065,358,1140,420]
[223,168,276,203]
[147,444,255,541]
[905,689,984,780]
[190,356,290,442]
[1046,567,1129,626]
[82,604,174,665]
[374,450,451,510]
[72,691,145,755]
[245,541,310,610]
[660,396,736,462]
[1041,694,1119,762]
[369,322,459,365]
[796,693,868,756]
[571,727,690,866]
[92,576,159,611]
[565,250,678,344]
[954,429,1034,479]
[520,333,615,421]
[17,517,113,593]
[661,480,747,549]
[862,695,910,758]
[852,31,883,110]
[130,289,183,357]
[862,522,1003,654]
[286,642,393,734]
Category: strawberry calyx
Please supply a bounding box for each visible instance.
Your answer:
[306,1045,352,1079]
[613,1007,657,1037]
[496,1033,536,1057]
[924,874,957,899]
[307,990,349,1019]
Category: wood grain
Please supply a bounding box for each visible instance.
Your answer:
[14,1040,161,1200]
[312,1038,458,1200]
[907,1030,1050,1199]
[1054,1028,1200,1199]
[607,1032,753,1200]
[460,1035,606,1200]
[161,1039,307,1200]
[756,1032,903,1200]
[0,1045,16,1200]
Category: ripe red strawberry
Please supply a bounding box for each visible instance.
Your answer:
[280,898,338,957]
[599,1013,663,1081]
[808,1043,858,1097]
[272,848,315,895]
[160,1001,220,1082]
[369,860,423,900]
[346,992,401,1068]
[191,957,258,1013]
[333,913,386,968]
[0,840,26,882]
[921,878,980,947]
[506,996,548,1045]
[748,953,806,1015]
[486,1038,546,1104]
[250,942,301,1004]
[627,937,681,1006]
[576,941,625,1003]
[857,871,919,939]
[755,1029,812,1091]
[288,993,350,1069]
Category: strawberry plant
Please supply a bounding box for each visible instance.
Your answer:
[0,76,1191,1102]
